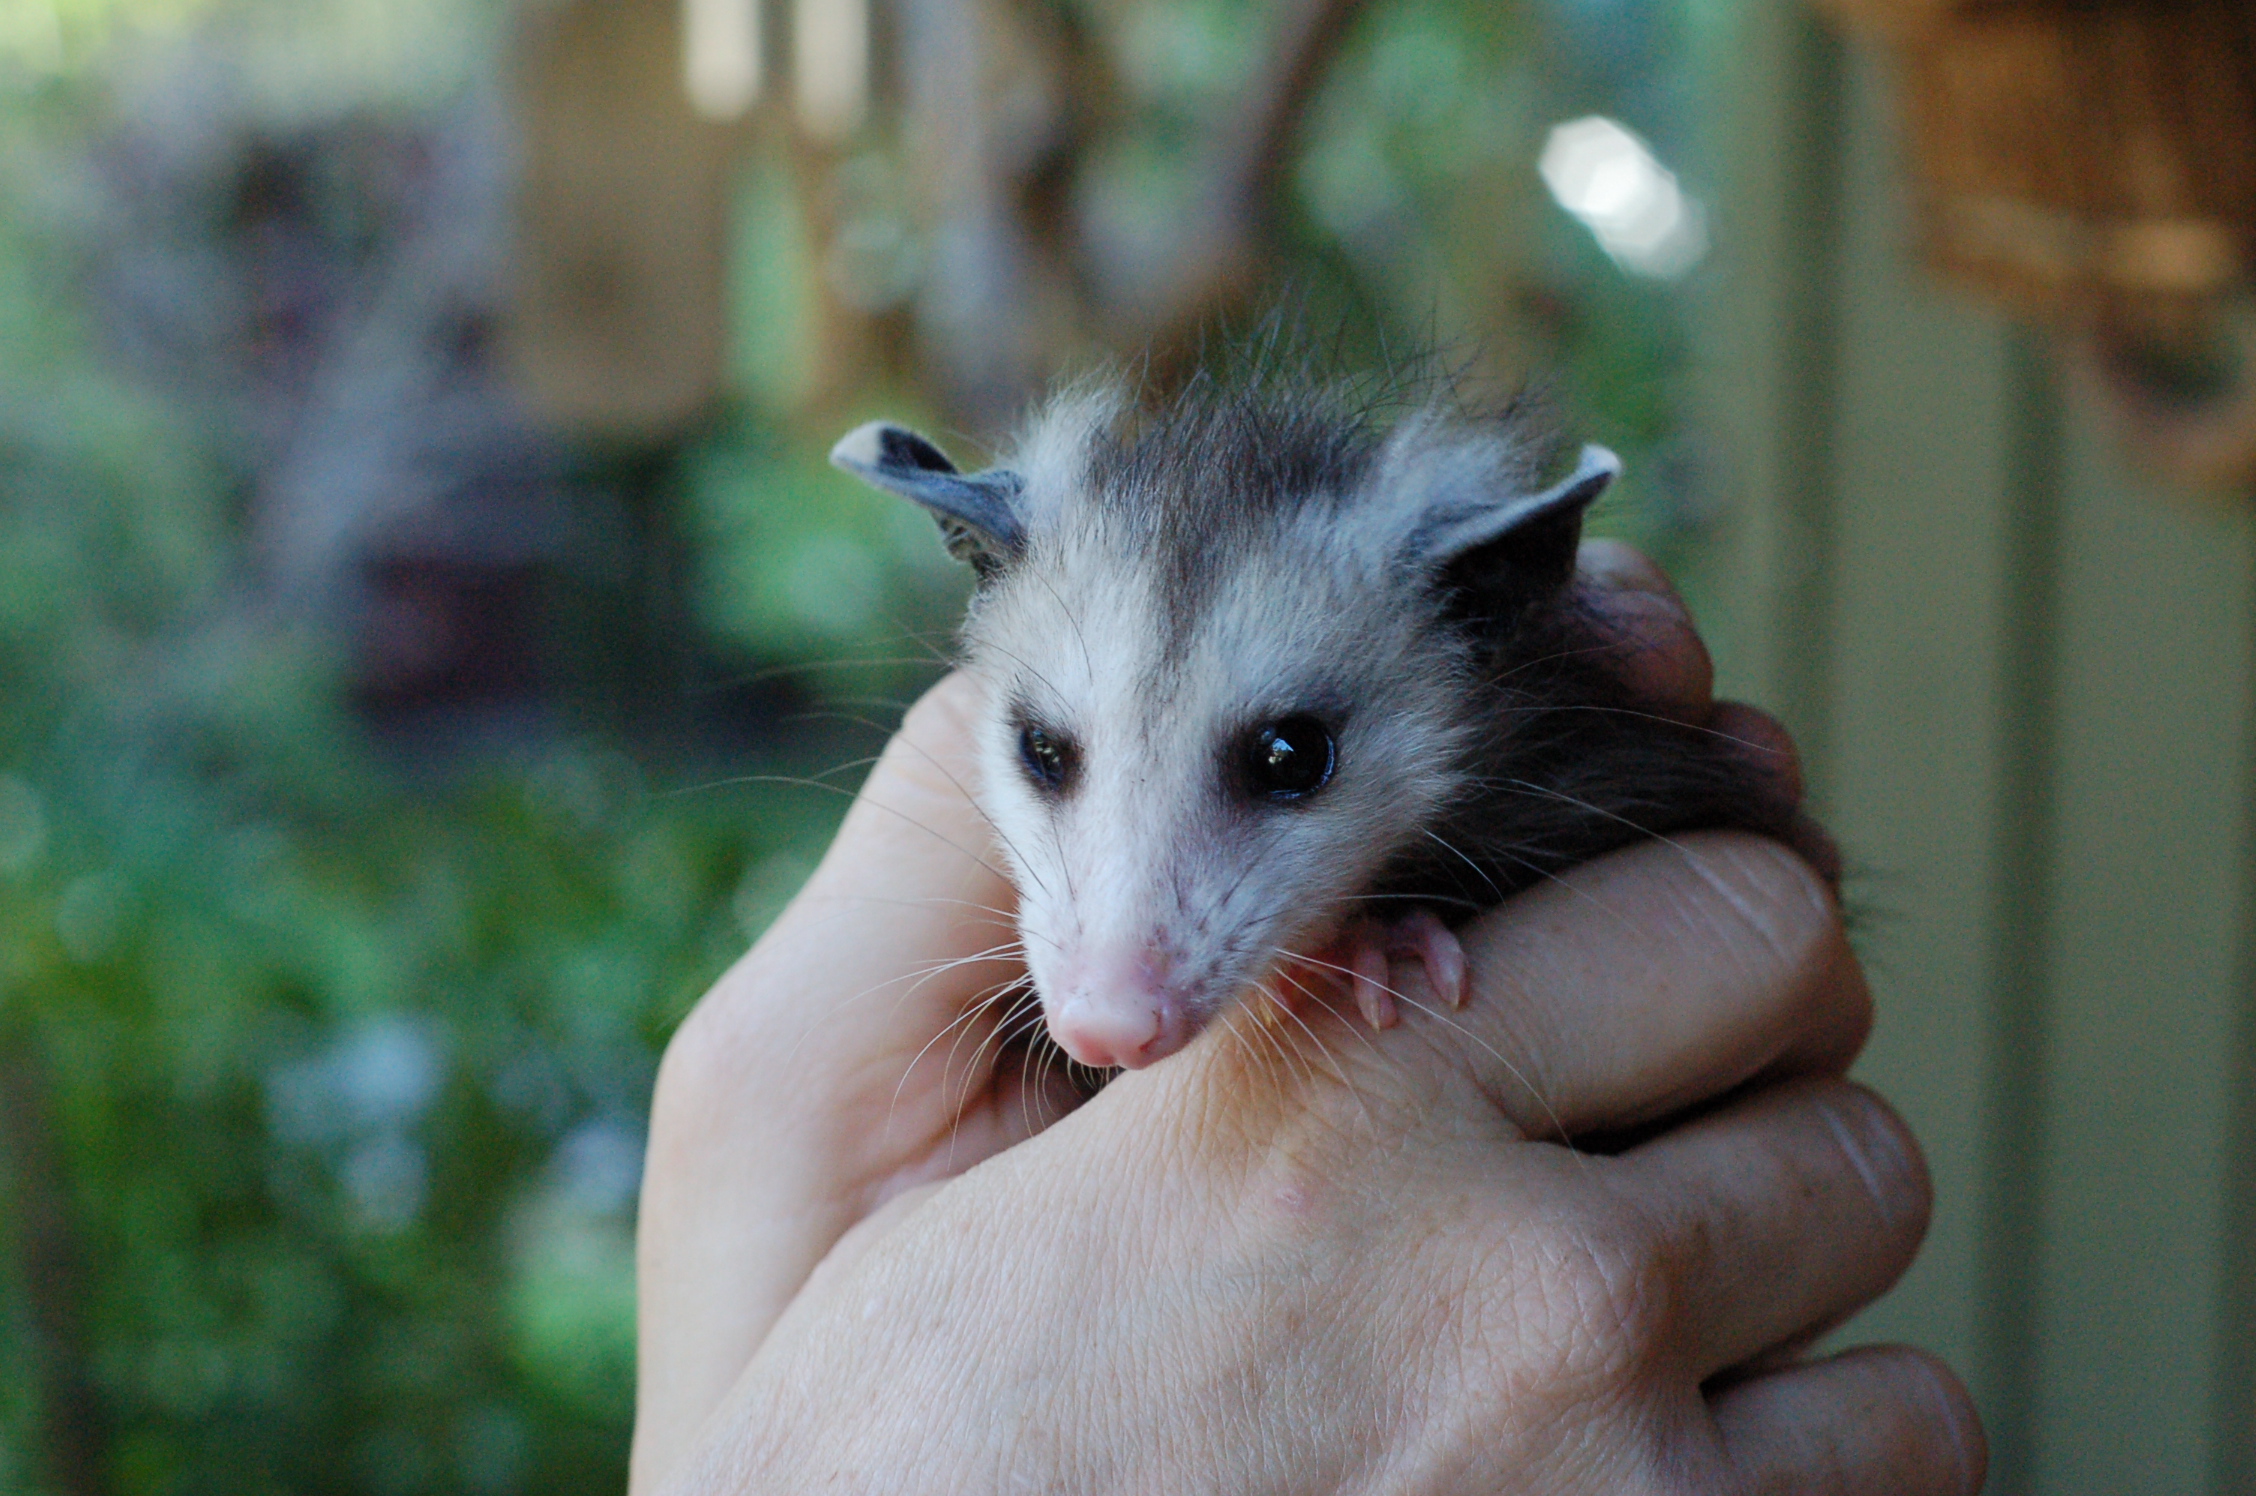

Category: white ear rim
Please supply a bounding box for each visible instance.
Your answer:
[1531,443,1622,514]
[1413,443,1621,563]
[827,420,900,473]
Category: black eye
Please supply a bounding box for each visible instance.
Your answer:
[1018,722,1078,793]
[1242,715,1335,802]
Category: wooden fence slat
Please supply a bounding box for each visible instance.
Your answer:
[1969,328,2066,1495]
[510,0,741,440]
[1824,46,2016,1396]
[1695,2,1846,760]
[2029,410,2255,1493]
[2210,567,2256,1493]
[1709,12,2256,1491]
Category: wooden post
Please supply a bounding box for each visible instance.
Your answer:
[508,0,746,442]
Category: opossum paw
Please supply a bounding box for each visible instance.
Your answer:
[1336,910,1466,1031]
[1384,909,1468,1011]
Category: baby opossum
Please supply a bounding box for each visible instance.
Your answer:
[833,379,1825,1071]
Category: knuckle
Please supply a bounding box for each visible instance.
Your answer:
[651,964,792,1121]
[1467,1187,1678,1397]
[1568,1209,1676,1358]
[649,1002,736,1128]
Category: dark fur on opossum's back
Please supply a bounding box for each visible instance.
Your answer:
[1370,597,1839,917]
[1075,383,1835,911]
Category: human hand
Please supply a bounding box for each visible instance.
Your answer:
[629,546,1981,1495]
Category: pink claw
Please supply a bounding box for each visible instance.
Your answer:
[1385,909,1468,1009]
[1348,937,1396,1030]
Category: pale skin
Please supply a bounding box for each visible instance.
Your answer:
[631,542,1986,1495]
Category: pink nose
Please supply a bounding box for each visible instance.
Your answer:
[1045,949,1191,1069]
[1047,995,1172,1070]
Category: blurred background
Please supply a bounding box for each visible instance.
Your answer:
[0,0,2250,1492]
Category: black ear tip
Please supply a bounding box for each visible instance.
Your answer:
[829,421,960,478]
[881,426,958,474]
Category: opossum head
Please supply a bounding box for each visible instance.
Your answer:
[832,385,1616,1069]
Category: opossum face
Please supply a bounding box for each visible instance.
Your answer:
[965,507,1472,1067]
[832,393,1613,1069]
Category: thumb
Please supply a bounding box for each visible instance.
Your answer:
[634,674,1026,1488]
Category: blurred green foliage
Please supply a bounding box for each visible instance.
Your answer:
[0,333,851,1490]
[683,411,970,679]
[1,746,838,1495]
[0,9,845,1494]
[0,0,1721,1490]
[0,266,844,1494]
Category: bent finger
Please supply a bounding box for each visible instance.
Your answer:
[1623,1080,1930,1376]
[1575,539,1713,718]
[1700,704,1839,882]
[1707,701,1803,806]
[1419,833,1867,1137]
[635,675,1024,1490]
[1711,1346,1985,1496]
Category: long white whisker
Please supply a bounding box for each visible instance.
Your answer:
[1283,947,1578,1156]
[1420,828,1507,903]
[1269,964,1383,1067]
[847,721,1056,902]
[1263,969,1373,1125]
[891,971,1029,1129]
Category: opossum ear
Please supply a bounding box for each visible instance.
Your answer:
[830,422,1026,579]
[1424,444,1619,607]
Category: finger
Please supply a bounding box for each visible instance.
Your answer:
[635,675,1022,1490]
[1574,538,1713,718]
[1623,1080,1929,1376]
[1701,703,1841,882]
[648,671,1029,1314]
[1707,701,1803,805]
[1712,1347,1985,1495]
[1407,833,1867,1136]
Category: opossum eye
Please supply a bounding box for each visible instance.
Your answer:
[1018,723,1078,794]
[1242,715,1335,802]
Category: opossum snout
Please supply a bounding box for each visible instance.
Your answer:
[1044,944,1194,1070]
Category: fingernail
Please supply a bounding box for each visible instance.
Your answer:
[1815,1095,1920,1231]
[1916,1361,1985,1494]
